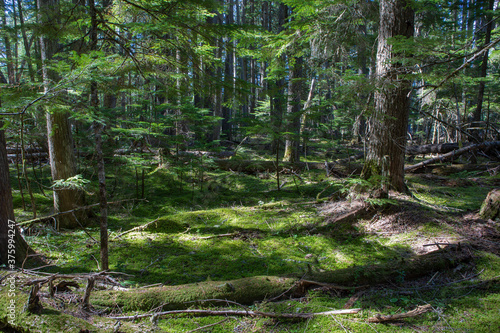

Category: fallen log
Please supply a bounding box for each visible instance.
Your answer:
[89,245,472,312]
[405,143,471,156]
[405,141,500,172]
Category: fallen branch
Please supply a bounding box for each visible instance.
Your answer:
[112,218,159,240]
[405,141,500,172]
[108,308,362,321]
[190,233,237,240]
[367,304,432,323]
[18,199,147,227]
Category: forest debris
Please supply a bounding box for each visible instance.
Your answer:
[82,277,95,309]
[190,232,237,240]
[343,290,365,309]
[18,198,147,227]
[24,282,43,314]
[405,141,500,172]
[107,308,362,321]
[52,280,80,293]
[367,304,432,323]
[112,218,160,240]
[479,188,500,221]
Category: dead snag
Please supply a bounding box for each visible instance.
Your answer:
[24,282,43,314]
[82,277,95,309]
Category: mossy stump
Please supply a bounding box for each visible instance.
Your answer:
[479,189,500,221]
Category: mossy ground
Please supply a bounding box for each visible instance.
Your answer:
[2,145,499,332]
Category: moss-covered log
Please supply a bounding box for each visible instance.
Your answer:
[92,276,296,312]
[306,245,472,286]
[90,246,472,312]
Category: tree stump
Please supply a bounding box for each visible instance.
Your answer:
[479,189,500,220]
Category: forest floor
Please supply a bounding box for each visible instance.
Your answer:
[1,142,500,332]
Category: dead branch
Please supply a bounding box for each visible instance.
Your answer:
[107,308,362,321]
[18,199,147,227]
[190,233,237,240]
[405,141,500,172]
[367,304,432,323]
[112,218,159,240]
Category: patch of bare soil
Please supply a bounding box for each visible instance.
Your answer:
[318,193,500,256]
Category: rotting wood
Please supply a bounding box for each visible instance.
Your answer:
[87,246,473,313]
[24,282,42,314]
[82,277,95,309]
[107,308,362,321]
[479,188,500,221]
[367,304,432,323]
[405,141,500,172]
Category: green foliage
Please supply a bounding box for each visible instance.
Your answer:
[51,174,90,190]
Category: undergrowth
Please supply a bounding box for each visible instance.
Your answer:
[2,149,499,332]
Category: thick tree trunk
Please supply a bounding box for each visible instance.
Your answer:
[362,0,414,193]
[39,0,86,229]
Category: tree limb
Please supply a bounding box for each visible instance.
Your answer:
[107,308,362,321]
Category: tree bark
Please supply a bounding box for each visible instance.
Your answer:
[89,0,109,271]
[471,0,495,140]
[362,0,414,193]
[39,0,86,229]
[0,123,32,266]
[283,56,304,163]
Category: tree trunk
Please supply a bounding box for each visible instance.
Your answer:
[362,0,414,193]
[0,0,15,84]
[39,0,86,229]
[89,0,109,270]
[471,0,495,141]
[283,56,304,163]
[0,123,32,266]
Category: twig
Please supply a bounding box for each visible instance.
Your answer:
[367,304,432,323]
[112,218,159,240]
[107,308,362,321]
